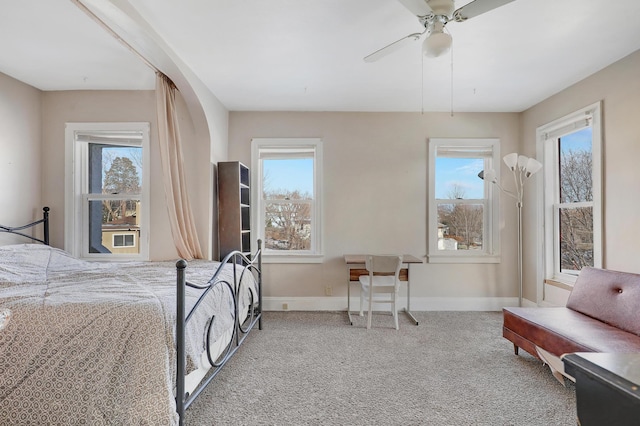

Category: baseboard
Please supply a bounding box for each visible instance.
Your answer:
[263,296,522,312]
[521,298,538,307]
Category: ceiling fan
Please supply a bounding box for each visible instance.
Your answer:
[364,0,516,62]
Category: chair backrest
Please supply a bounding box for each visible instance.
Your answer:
[365,255,402,287]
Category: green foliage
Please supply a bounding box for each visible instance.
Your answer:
[104,157,140,194]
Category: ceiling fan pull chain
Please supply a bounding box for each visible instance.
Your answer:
[450,37,454,117]
[421,52,425,115]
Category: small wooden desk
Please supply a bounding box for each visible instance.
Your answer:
[344,254,423,326]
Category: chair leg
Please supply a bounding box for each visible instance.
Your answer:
[367,297,373,329]
[359,290,364,316]
[393,297,398,330]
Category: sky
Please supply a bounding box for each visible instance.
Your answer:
[435,127,592,200]
[263,158,313,194]
[435,157,485,199]
[560,127,592,152]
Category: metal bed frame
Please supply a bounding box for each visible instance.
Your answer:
[0,206,49,245]
[175,244,262,425]
[0,207,263,425]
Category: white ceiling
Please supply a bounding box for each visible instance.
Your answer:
[2,0,640,112]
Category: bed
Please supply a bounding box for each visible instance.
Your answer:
[0,207,262,425]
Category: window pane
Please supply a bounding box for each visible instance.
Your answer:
[88,200,141,254]
[435,157,485,199]
[113,234,135,247]
[559,206,593,273]
[559,128,592,203]
[264,201,311,251]
[263,158,313,200]
[437,203,484,251]
[88,144,143,195]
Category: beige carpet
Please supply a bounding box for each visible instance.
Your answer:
[185,311,576,425]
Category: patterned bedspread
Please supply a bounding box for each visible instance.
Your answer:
[0,244,257,425]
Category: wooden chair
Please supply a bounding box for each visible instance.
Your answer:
[359,255,403,330]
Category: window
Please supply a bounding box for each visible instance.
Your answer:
[428,138,500,263]
[113,233,136,247]
[65,123,150,261]
[538,102,602,284]
[251,138,323,263]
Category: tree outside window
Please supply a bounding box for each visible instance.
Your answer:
[262,158,313,251]
[437,184,484,251]
[558,130,594,273]
[428,138,500,263]
[252,138,323,261]
[539,102,602,285]
[264,189,312,250]
[103,156,141,225]
[66,122,149,261]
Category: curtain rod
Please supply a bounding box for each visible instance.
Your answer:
[70,0,160,75]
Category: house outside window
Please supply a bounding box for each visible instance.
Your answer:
[428,138,500,263]
[537,102,602,285]
[111,232,137,253]
[65,122,150,261]
[113,234,135,247]
[251,138,323,263]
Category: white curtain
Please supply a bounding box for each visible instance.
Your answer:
[155,73,203,260]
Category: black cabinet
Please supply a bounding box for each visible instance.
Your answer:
[563,353,640,426]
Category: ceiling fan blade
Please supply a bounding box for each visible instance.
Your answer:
[453,0,516,22]
[398,0,433,17]
[364,32,424,63]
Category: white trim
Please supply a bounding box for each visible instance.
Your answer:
[535,102,602,303]
[262,296,525,312]
[65,122,150,261]
[542,283,571,307]
[427,138,500,263]
[427,254,500,264]
[251,138,323,262]
[263,254,324,264]
[539,114,593,142]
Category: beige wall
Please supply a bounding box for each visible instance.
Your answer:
[5,46,640,308]
[0,72,43,244]
[40,89,204,260]
[521,49,640,301]
[229,111,521,304]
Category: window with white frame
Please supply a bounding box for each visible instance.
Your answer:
[538,102,602,284]
[113,233,136,247]
[251,138,323,263]
[428,138,500,263]
[65,123,150,261]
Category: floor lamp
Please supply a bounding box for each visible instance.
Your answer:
[479,153,542,307]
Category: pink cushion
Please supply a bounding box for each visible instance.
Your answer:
[566,267,640,336]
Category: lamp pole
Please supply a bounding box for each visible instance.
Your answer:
[479,153,542,307]
[517,200,523,307]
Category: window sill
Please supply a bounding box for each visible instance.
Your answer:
[427,254,501,264]
[545,276,577,290]
[80,254,148,262]
[262,254,324,264]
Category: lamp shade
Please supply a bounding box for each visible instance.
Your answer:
[525,157,543,177]
[483,169,497,183]
[517,155,529,169]
[423,31,452,58]
[503,153,518,170]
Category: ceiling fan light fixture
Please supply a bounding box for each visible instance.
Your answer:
[422,30,452,57]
